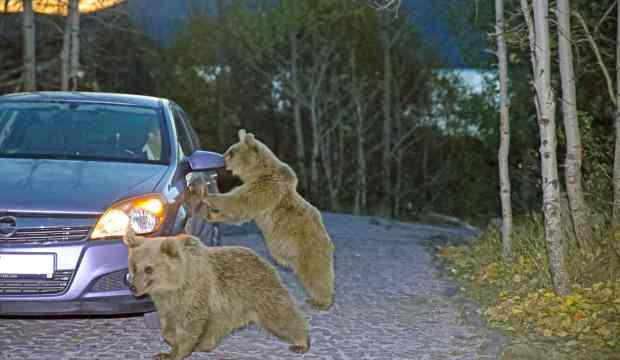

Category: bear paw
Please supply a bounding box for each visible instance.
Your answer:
[306,298,332,311]
[289,344,309,354]
[153,352,175,360]
[205,210,224,222]
[289,336,310,354]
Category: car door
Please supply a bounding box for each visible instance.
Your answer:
[171,103,219,245]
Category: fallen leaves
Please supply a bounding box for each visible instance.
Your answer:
[437,241,620,352]
[483,282,620,349]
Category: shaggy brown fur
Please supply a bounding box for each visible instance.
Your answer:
[198,129,335,310]
[123,230,310,360]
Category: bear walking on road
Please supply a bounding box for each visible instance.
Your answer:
[123,230,310,360]
[199,129,335,310]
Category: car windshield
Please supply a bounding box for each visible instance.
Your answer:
[0,101,168,164]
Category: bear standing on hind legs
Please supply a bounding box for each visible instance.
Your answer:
[200,129,335,310]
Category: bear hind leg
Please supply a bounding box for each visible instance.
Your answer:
[196,320,234,353]
[256,306,309,353]
[298,256,334,310]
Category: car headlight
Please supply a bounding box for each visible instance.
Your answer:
[91,195,166,239]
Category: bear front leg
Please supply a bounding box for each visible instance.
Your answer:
[152,353,175,360]
[203,192,254,224]
[299,255,335,311]
[203,208,233,223]
[159,312,177,347]
[158,317,206,360]
[196,319,233,353]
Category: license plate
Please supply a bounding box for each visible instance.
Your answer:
[0,253,55,279]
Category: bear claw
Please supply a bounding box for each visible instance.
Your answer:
[153,352,174,360]
[290,336,310,354]
[289,344,309,354]
[306,299,332,311]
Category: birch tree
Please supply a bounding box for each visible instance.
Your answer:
[61,0,80,91]
[229,0,317,197]
[352,70,369,214]
[22,0,36,91]
[381,23,393,216]
[615,1,620,229]
[571,4,620,229]
[289,27,309,194]
[495,0,512,258]
[521,0,570,295]
[556,0,591,248]
[378,16,409,216]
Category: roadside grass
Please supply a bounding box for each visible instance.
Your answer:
[437,214,620,358]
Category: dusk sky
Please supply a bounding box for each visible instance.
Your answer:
[127,0,486,68]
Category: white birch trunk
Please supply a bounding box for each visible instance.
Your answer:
[310,96,320,204]
[394,118,404,217]
[613,1,620,228]
[557,0,591,247]
[496,0,512,258]
[351,52,367,215]
[354,104,367,214]
[320,133,333,207]
[289,29,308,194]
[22,0,36,92]
[393,80,404,217]
[336,124,345,199]
[69,0,80,90]
[522,0,570,295]
[381,28,393,216]
[61,0,80,91]
[61,15,70,90]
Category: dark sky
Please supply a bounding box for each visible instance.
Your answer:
[127,0,486,67]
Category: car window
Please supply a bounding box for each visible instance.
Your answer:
[172,105,196,156]
[0,101,168,164]
[177,107,201,150]
[0,109,18,148]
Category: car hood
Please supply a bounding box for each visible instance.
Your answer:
[0,158,168,215]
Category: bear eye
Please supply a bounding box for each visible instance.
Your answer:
[145,265,153,275]
[132,264,137,273]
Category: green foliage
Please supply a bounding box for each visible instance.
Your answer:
[144,0,617,226]
[438,216,620,354]
[579,113,614,213]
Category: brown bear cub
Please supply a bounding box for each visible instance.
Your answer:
[198,129,335,310]
[123,230,310,360]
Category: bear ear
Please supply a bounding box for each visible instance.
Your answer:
[244,132,255,146]
[160,239,179,258]
[238,128,256,148]
[172,233,198,246]
[123,227,143,249]
[238,128,247,142]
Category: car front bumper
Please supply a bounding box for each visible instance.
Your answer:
[0,296,153,316]
[0,239,154,316]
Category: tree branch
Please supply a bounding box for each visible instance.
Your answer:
[0,66,22,83]
[594,0,617,35]
[573,10,616,106]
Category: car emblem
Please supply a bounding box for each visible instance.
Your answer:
[0,216,17,238]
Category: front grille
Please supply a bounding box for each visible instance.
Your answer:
[0,270,74,295]
[90,270,128,292]
[0,226,90,244]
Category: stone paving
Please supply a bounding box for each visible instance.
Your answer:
[0,213,502,360]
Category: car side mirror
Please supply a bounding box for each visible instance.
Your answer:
[188,150,225,172]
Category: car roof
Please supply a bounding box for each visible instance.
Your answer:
[0,91,166,109]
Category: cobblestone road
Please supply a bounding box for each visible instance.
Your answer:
[0,213,502,360]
